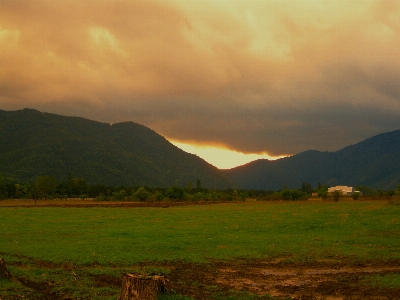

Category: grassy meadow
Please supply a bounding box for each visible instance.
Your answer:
[0,200,399,299]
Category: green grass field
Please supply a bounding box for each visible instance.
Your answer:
[0,200,399,299]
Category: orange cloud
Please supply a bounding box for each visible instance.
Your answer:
[1,0,400,155]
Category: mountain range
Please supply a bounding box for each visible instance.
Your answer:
[222,129,400,190]
[1,108,399,190]
[0,109,233,188]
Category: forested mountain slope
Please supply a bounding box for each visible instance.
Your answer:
[0,109,233,188]
[222,130,400,190]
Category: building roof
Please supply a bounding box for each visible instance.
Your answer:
[328,186,354,193]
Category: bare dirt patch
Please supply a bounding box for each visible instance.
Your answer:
[3,258,400,299]
[165,259,400,299]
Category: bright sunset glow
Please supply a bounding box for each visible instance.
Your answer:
[170,141,286,169]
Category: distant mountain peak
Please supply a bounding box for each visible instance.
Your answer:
[223,130,400,190]
[0,109,233,188]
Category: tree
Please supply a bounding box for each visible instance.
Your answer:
[70,177,89,197]
[387,190,395,198]
[301,182,312,195]
[356,186,374,197]
[113,189,127,201]
[196,179,202,191]
[239,192,248,201]
[185,182,193,192]
[352,192,360,200]
[165,186,185,200]
[5,184,16,199]
[317,187,328,200]
[67,173,74,196]
[281,189,293,200]
[376,189,385,198]
[15,184,29,199]
[33,175,57,199]
[0,174,7,200]
[153,190,164,201]
[292,189,307,200]
[191,192,204,201]
[132,187,151,201]
[332,190,342,202]
[280,189,307,200]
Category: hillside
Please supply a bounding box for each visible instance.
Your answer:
[222,130,400,190]
[0,109,233,188]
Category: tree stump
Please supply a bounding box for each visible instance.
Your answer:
[0,258,13,280]
[117,273,168,300]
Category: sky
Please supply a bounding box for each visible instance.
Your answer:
[1,0,400,168]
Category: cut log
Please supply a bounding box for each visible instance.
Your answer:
[0,258,13,280]
[117,273,168,300]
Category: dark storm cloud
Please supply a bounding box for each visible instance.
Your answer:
[1,0,400,156]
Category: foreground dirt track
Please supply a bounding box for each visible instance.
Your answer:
[4,258,399,300]
[166,259,400,300]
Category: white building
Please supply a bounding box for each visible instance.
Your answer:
[328,186,355,195]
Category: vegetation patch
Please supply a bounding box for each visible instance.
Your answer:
[0,200,399,299]
[362,273,400,289]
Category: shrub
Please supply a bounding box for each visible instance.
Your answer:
[153,191,164,202]
[165,186,185,200]
[387,190,395,198]
[239,192,248,201]
[96,193,107,201]
[317,190,328,200]
[132,187,151,201]
[190,192,204,201]
[281,189,293,200]
[112,189,127,201]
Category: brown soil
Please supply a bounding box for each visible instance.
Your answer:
[164,259,400,299]
[4,258,400,299]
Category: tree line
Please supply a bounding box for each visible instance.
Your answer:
[303,181,400,201]
[1,174,399,202]
[0,173,306,201]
